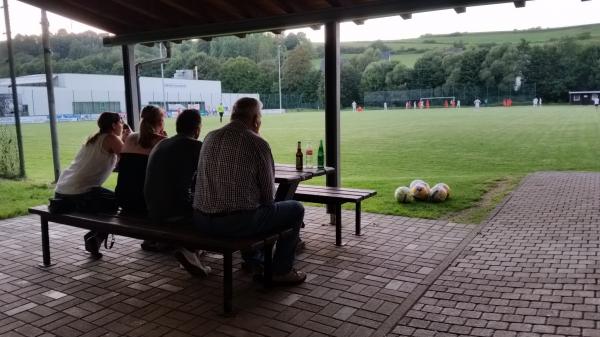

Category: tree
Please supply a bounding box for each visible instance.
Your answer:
[445,48,488,91]
[282,32,309,51]
[369,40,392,53]
[282,44,314,93]
[387,62,411,90]
[360,60,397,92]
[349,47,381,74]
[411,51,446,89]
[220,57,261,93]
[340,62,361,107]
[479,44,529,91]
[187,53,222,80]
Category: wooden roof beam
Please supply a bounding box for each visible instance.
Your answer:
[109,0,170,24]
[103,0,527,46]
[159,0,218,23]
[21,0,133,33]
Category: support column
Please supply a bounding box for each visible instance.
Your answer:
[324,21,340,187]
[41,10,60,182]
[122,44,140,130]
[324,22,341,225]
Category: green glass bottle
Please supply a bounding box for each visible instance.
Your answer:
[317,140,324,169]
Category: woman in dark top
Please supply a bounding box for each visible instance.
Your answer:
[116,105,166,215]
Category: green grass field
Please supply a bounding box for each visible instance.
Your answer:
[2,105,600,222]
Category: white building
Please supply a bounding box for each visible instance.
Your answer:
[0,73,259,118]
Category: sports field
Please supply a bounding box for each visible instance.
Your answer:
[2,105,599,222]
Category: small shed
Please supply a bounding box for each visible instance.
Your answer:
[569,91,600,105]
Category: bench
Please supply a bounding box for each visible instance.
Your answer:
[293,185,377,246]
[28,205,291,315]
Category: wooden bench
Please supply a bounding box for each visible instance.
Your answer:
[29,205,291,315]
[293,185,377,246]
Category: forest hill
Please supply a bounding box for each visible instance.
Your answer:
[1,30,599,106]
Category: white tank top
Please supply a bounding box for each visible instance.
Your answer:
[55,134,118,195]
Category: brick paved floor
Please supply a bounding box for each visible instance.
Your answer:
[2,172,598,336]
[0,203,473,336]
[390,172,600,337]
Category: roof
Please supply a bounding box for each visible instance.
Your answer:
[0,74,54,87]
[19,0,525,46]
[569,91,600,94]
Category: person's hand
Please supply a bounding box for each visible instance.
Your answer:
[121,124,131,141]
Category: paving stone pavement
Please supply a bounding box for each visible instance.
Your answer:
[0,202,474,336]
[390,172,600,337]
[1,171,598,336]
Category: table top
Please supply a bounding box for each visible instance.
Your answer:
[274,164,334,184]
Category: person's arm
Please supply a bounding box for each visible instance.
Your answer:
[103,134,124,155]
[256,140,275,205]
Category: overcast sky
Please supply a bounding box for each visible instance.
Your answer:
[2,0,600,42]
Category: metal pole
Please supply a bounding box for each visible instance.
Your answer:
[160,43,166,109]
[278,44,282,111]
[122,44,140,129]
[41,10,60,182]
[3,0,25,177]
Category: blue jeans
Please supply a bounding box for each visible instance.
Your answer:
[193,201,304,274]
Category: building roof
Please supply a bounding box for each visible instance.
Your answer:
[0,74,54,87]
[19,0,525,46]
[569,91,600,94]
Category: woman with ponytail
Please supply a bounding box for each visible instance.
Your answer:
[115,105,166,215]
[54,112,123,201]
[53,112,124,258]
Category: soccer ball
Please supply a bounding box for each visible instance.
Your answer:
[409,179,430,190]
[430,183,451,202]
[394,186,414,203]
[410,180,430,201]
[432,183,451,198]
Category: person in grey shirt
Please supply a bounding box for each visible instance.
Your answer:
[193,97,306,285]
[144,109,210,276]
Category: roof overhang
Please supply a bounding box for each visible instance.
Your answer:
[18,0,527,46]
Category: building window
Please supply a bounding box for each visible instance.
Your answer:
[573,95,581,102]
[72,101,120,114]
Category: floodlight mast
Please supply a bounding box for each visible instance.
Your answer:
[278,43,282,111]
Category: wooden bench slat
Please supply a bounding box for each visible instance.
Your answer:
[295,189,375,199]
[294,193,364,203]
[289,185,377,246]
[31,206,278,252]
[296,185,376,195]
[296,187,376,197]
[294,189,376,202]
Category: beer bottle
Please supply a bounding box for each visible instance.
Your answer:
[317,140,324,169]
[296,141,303,170]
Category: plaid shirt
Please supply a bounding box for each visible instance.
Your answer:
[193,120,275,213]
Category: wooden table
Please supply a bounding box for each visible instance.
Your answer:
[274,164,334,201]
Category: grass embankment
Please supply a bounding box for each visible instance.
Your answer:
[312,23,600,68]
[2,105,600,223]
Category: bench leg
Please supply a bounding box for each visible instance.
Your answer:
[263,242,273,288]
[355,202,362,236]
[223,252,233,315]
[40,217,52,267]
[335,204,342,246]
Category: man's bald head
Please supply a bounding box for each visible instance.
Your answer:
[231,97,262,132]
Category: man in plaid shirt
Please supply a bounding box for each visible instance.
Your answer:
[193,97,306,285]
